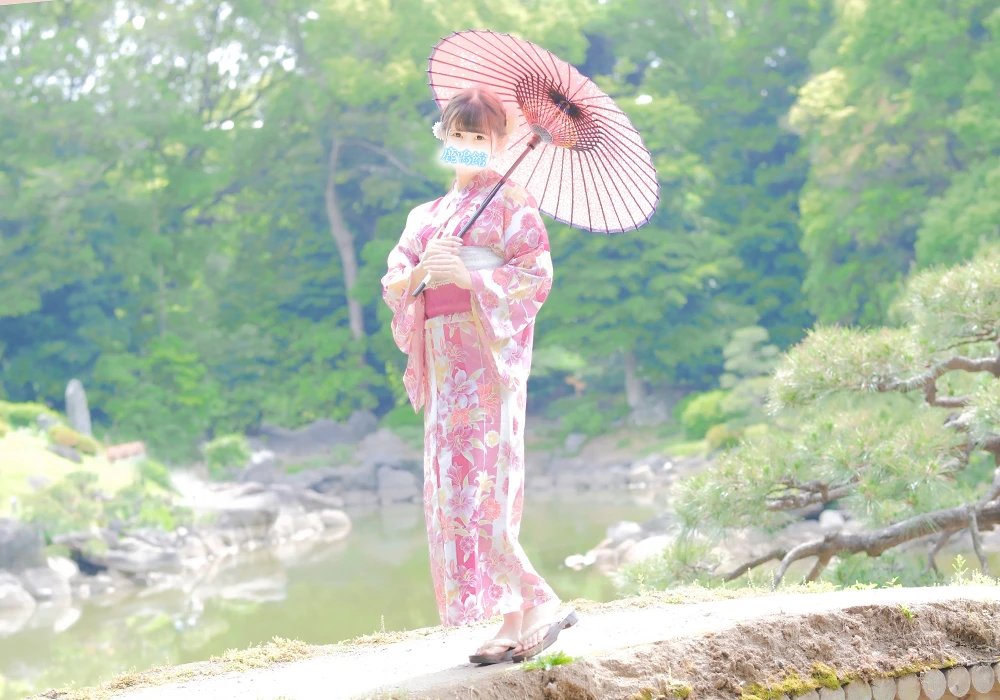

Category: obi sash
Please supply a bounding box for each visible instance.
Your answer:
[411,245,506,407]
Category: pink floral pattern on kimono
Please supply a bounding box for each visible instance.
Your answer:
[381,168,556,626]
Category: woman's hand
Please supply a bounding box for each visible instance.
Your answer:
[420,236,473,290]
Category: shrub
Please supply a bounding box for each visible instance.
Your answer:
[138,458,174,492]
[47,424,101,456]
[705,423,743,452]
[679,390,732,440]
[0,401,61,428]
[204,433,251,479]
[0,419,8,438]
[21,470,191,539]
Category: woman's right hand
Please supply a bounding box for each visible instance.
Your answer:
[422,236,462,264]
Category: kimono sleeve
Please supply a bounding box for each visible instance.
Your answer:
[468,198,553,343]
[380,205,427,354]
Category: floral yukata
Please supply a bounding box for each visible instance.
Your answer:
[381,168,556,627]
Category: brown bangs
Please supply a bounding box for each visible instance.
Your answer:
[440,87,507,142]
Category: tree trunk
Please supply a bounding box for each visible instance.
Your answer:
[324,136,365,342]
[624,348,646,411]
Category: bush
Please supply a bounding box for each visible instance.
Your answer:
[47,424,101,456]
[138,458,174,492]
[380,403,423,430]
[679,390,733,440]
[21,470,191,539]
[0,419,8,438]
[204,433,251,479]
[705,423,743,452]
[0,401,61,428]
[546,393,629,440]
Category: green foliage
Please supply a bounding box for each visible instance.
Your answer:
[137,458,174,493]
[379,403,423,430]
[204,433,251,480]
[616,533,721,594]
[46,424,100,456]
[545,393,629,439]
[704,423,743,452]
[0,418,8,438]
[19,470,191,539]
[827,552,938,589]
[520,650,575,671]
[0,401,60,428]
[679,390,733,440]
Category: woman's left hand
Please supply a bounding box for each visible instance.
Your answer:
[421,251,473,290]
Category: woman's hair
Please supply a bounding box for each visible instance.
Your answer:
[439,87,508,143]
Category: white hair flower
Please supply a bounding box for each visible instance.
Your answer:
[431,120,446,140]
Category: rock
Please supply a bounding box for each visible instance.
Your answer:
[819,509,847,532]
[47,443,83,463]
[0,600,34,637]
[213,493,281,532]
[19,567,72,602]
[37,413,60,431]
[104,534,183,575]
[355,428,422,474]
[27,475,51,492]
[65,378,93,437]
[623,534,674,564]
[0,518,44,571]
[342,490,380,508]
[563,432,587,454]
[240,456,284,485]
[47,556,80,582]
[564,552,597,570]
[628,463,656,485]
[318,509,351,532]
[271,512,325,543]
[607,520,644,544]
[0,571,36,611]
[376,467,419,504]
[257,410,378,458]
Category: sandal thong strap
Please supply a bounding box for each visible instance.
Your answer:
[520,609,575,642]
[476,637,519,653]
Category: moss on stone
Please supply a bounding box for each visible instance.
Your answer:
[742,656,966,700]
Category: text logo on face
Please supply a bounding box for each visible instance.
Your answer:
[440,146,489,167]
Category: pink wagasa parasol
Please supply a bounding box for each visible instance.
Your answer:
[413,29,659,297]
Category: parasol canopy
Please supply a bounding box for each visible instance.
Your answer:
[428,29,659,234]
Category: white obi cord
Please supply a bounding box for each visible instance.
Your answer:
[458,246,505,271]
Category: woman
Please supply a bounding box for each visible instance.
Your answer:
[381,86,578,665]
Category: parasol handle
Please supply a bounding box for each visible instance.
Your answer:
[412,133,542,298]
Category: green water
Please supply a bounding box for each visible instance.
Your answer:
[0,492,661,699]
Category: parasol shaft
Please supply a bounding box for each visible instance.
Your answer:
[412,133,542,298]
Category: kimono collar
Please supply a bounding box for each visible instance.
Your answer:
[451,168,503,196]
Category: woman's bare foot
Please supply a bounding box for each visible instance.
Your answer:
[473,613,522,657]
[513,598,560,656]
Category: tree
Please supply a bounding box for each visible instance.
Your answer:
[674,247,1000,586]
[789,0,1000,325]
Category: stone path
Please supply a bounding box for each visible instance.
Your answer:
[111,585,1000,700]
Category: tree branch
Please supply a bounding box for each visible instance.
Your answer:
[884,354,1000,395]
[721,547,787,582]
[968,507,990,576]
[925,529,957,575]
[754,499,1000,589]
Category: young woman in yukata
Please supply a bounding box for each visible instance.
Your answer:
[381,86,579,665]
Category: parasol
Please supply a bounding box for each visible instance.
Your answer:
[414,29,660,297]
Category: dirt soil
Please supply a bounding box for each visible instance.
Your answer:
[93,586,1000,700]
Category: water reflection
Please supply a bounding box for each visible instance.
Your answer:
[0,492,661,699]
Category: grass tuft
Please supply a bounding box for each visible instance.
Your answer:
[520,650,575,671]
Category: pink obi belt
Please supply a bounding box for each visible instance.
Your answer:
[421,246,505,320]
[424,284,472,318]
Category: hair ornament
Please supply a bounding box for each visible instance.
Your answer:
[431,120,446,140]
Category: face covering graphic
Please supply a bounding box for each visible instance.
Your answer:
[440,144,490,168]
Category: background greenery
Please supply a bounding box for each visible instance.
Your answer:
[2,0,999,465]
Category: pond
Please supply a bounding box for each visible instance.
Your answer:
[0,491,663,699]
